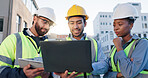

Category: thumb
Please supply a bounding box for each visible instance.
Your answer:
[23,64,31,70]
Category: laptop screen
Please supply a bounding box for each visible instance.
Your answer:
[40,40,93,73]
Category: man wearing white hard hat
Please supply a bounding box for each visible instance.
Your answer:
[104,3,148,78]
[0,7,56,78]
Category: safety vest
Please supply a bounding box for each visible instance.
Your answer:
[110,39,148,75]
[66,36,98,77]
[0,32,42,78]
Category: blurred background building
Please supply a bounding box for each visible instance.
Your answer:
[0,0,38,43]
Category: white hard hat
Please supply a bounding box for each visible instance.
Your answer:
[113,3,139,20]
[35,7,56,25]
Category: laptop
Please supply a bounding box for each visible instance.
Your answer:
[40,40,93,73]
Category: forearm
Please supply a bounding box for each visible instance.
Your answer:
[0,67,27,78]
[92,59,109,75]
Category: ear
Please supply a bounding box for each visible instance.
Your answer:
[84,22,87,27]
[33,16,38,21]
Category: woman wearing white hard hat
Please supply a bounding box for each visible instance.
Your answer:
[104,3,148,78]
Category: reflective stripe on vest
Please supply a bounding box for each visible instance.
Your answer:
[14,33,22,67]
[66,37,98,76]
[14,32,42,78]
[110,39,148,74]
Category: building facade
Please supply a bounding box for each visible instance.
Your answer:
[0,0,38,43]
[93,2,148,56]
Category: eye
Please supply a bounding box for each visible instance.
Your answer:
[69,22,74,25]
[42,19,48,24]
[119,24,123,26]
[77,21,82,24]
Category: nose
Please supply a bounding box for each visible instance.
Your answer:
[73,23,78,29]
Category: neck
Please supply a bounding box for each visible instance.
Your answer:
[73,34,84,40]
[122,34,132,44]
[30,26,39,37]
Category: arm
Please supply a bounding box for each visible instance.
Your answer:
[116,39,148,77]
[0,34,47,78]
[0,34,27,78]
[91,41,109,75]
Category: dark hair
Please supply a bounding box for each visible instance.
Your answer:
[124,17,136,24]
[68,15,86,23]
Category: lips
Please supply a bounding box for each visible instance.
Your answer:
[73,29,80,34]
[115,32,119,35]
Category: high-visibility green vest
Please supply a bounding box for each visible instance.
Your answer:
[110,39,148,75]
[66,36,98,77]
[0,32,43,78]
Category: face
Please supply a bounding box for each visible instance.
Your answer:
[68,17,86,37]
[113,19,133,37]
[34,16,52,36]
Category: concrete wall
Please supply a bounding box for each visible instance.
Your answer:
[11,0,32,33]
[0,0,10,43]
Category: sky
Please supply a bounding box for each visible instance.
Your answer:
[36,0,148,36]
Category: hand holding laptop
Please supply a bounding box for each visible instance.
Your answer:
[54,70,82,78]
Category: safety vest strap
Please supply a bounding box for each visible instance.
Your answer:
[128,39,139,58]
[0,55,13,65]
[14,33,22,65]
[86,37,98,62]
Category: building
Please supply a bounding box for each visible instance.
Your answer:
[93,2,148,56]
[0,0,38,43]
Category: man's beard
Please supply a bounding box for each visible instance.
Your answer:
[72,28,84,37]
[35,22,49,36]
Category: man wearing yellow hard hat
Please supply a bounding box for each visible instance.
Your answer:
[54,4,108,78]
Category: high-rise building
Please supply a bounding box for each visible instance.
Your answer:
[93,2,148,56]
[0,0,38,43]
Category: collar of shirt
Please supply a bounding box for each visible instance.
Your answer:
[68,33,87,40]
[125,34,140,44]
[26,28,35,37]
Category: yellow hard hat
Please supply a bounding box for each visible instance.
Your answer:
[65,4,89,20]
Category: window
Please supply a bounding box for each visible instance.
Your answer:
[100,15,102,17]
[23,21,27,28]
[144,16,147,21]
[106,31,108,33]
[110,31,114,40]
[0,19,3,32]
[100,22,102,25]
[109,23,112,25]
[103,15,104,18]
[142,23,144,28]
[106,23,107,25]
[101,31,104,34]
[16,15,21,32]
[138,34,141,38]
[143,34,147,38]
[132,3,139,6]
[141,16,143,21]
[109,15,111,18]
[145,23,147,28]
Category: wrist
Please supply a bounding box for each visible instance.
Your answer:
[116,47,123,52]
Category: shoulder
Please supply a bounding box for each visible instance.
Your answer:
[135,38,148,49]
